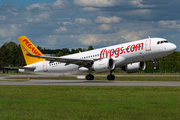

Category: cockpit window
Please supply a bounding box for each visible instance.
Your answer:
[157,40,169,45]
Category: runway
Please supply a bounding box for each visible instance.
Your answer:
[1,79,180,86]
[1,80,180,86]
[1,75,180,86]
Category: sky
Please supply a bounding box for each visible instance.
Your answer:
[0,0,180,50]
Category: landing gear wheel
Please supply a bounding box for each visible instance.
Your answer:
[86,74,94,80]
[107,75,115,81]
[153,66,158,70]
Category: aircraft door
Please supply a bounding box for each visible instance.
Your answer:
[145,39,151,51]
[43,61,48,72]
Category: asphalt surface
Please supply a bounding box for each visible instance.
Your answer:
[1,80,180,86]
[0,75,180,86]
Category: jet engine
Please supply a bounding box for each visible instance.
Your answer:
[91,58,115,72]
[123,62,146,73]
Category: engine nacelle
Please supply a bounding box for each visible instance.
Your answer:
[124,62,146,73]
[113,56,126,67]
[91,58,115,73]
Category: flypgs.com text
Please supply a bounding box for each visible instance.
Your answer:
[100,43,144,58]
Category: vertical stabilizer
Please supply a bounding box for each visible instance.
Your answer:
[18,36,45,65]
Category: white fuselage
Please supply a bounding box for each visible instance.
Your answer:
[19,38,177,76]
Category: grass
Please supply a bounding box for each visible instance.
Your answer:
[0,86,180,120]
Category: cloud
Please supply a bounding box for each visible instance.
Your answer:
[0,24,18,38]
[75,18,92,24]
[82,7,99,11]
[120,30,149,41]
[26,3,50,11]
[62,22,72,25]
[74,0,116,7]
[0,0,180,51]
[26,0,65,10]
[51,0,64,7]
[26,12,50,23]
[51,0,65,9]
[95,16,122,24]
[159,20,180,29]
[0,15,6,20]
[74,0,153,8]
[99,24,112,31]
[79,34,107,45]
[54,26,67,33]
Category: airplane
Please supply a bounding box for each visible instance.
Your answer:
[6,36,177,80]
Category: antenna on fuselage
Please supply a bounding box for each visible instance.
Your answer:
[148,36,150,39]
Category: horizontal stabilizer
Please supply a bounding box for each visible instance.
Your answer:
[3,67,36,71]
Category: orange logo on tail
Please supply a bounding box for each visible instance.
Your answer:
[23,39,42,56]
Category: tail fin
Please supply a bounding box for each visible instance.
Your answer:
[18,36,45,65]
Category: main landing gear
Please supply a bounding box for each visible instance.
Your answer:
[86,70,94,80]
[85,70,115,81]
[107,75,115,81]
[86,74,94,80]
[107,70,115,81]
[152,59,158,70]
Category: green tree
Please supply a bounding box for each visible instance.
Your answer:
[75,48,83,53]
[9,44,19,66]
[0,43,10,68]
[56,51,64,57]
[37,46,42,52]
[88,46,94,50]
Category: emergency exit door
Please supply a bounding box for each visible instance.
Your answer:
[43,61,48,72]
[145,39,151,51]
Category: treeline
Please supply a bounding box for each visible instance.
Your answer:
[37,45,94,57]
[0,41,180,73]
[0,41,93,68]
[0,42,26,68]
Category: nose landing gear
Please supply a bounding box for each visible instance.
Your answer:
[152,59,158,70]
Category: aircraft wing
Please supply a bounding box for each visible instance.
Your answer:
[21,44,99,67]
[26,53,94,67]
[27,53,94,67]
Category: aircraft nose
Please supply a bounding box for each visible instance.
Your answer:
[169,43,177,51]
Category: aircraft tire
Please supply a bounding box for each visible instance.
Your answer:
[107,75,115,81]
[86,74,94,80]
[154,66,158,70]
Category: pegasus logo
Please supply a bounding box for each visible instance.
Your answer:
[23,39,42,56]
